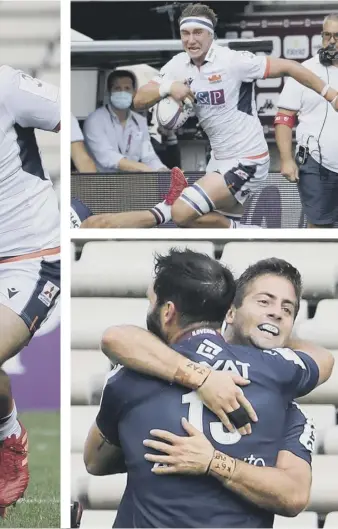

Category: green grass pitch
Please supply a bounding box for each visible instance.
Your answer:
[1,411,60,528]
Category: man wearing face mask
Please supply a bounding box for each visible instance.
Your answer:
[275,13,338,228]
[83,70,167,173]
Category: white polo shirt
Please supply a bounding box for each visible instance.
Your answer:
[0,65,60,258]
[152,42,269,160]
[83,105,164,172]
[71,113,84,143]
[278,55,338,173]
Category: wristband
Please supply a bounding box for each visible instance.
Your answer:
[330,94,338,109]
[174,357,211,390]
[321,84,330,97]
[159,79,173,98]
[207,450,237,481]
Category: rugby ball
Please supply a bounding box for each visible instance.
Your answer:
[156,96,194,130]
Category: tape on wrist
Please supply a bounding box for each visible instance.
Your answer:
[330,94,338,108]
[174,358,211,390]
[159,79,173,98]
[321,84,330,97]
[208,450,237,481]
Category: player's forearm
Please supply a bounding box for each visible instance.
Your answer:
[118,158,152,172]
[282,60,337,102]
[209,452,307,517]
[71,143,97,173]
[287,338,334,385]
[101,325,210,389]
[133,84,162,111]
[275,124,294,162]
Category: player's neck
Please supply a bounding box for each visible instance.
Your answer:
[169,322,218,344]
[223,326,244,345]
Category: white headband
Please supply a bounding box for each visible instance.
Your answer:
[179,16,214,35]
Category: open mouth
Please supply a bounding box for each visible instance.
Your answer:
[257,323,280,337]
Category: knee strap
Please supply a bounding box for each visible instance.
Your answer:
[179,184,216,216]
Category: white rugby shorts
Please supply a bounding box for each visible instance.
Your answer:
[0,254,60,335]
[207,151,270,205]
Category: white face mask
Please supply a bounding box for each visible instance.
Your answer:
[110,91,133,110]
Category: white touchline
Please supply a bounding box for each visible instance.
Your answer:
[18,499,60,504]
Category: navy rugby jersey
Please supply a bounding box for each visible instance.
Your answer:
[70,198,93,228]
[97,329,319,528]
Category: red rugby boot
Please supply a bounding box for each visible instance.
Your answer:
[0,421,29,516]
[164,167,188,205]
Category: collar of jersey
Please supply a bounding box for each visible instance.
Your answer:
[174,326,223,344]
[185,40,218,65]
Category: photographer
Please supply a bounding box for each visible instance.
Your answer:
[275,13,338,228]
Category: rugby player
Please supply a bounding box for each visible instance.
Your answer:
[71,167,188,228]
[84,252,332,527]
[133,3,338,228]
[0,65,60,515]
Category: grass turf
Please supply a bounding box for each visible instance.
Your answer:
[0,411,60,528]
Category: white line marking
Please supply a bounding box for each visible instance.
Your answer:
[17,499,59,505]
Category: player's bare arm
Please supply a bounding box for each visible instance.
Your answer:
[287,337,335,385]
[274,108,299,182]
[84,422,126,476]
[267,57,338,109]
[133,80,194,111]
[144,418,311,518]
[101,325,257,434]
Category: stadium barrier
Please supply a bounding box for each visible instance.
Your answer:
[71,172,338,229]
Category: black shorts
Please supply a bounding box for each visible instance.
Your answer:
[297,155,338,225]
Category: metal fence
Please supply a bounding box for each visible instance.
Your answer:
[71,171,338,229]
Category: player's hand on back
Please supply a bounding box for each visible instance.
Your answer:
[197,370,258,435]
[169,81,195,105]
[280,159,299,183]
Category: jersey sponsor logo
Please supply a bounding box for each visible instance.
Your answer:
[293,402,316,453]
[240,50,256,60]
[263,347,306,370]
[191,328,216,337]
[243,454,266,466]
[38,281,60,307]
[7,287,19,299]
[19,72,59,102]
[196,339,222,360]
[234,168,250,180]
[196,89,225,106]
[208,74,222,83]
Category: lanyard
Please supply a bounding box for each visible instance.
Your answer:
[106,105,137,156]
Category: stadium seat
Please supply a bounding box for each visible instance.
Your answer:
[1,44,47,69]
[71,241,215,297]
[72,406,99,452]
[220,242,338,299]
[72,298,149,350]
[323,426,338,455]
[0,1,59,12]
[273,511,318,528]
[80,473,127,510]
[324,512,338,527]
[297,353,338,405]
[308,455,338,513]
[0,17,59,39]
[71,349,111,404]
[296,301,338,349]
[82,509,117,528]
[39,69,60,86]
[299,404,336,452]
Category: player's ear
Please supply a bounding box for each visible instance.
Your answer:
[163,301,176,324]
[225,305,236,324]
